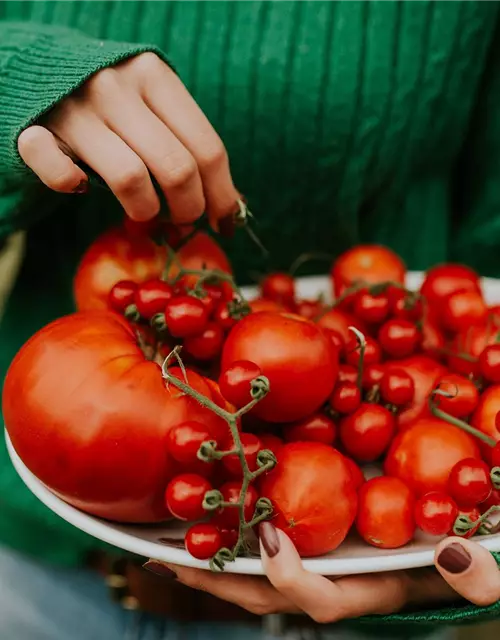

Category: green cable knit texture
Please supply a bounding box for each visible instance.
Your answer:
[0,0,500,627]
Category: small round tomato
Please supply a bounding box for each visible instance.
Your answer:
[260,442,357,556]
[421,312,446,361]
[261,273,296,306]
[217,527,239,549]
[471,385,500,460]
[219,360,263,409]
[493,441,500,467]
[134,279,173,319]
[316,308,366,343]
[414,492,458,536]
[221,312,338,423]
[380,369,414,406]
[356,477,415,549]
[108,280,137,313]
[296,299,326,320]
[249,298,286,313]
[329,382,361,414]
[185,523,222,560]
[258,433,284,457]
[420,264,481,318]
[451,506,481,539]
[184,323,224,361]
[338,364,358,384]
[165,474,213,521]
[284,413,337,446]
[448,458,492,507]
[389,290,423,322]
[479,344,500,384]
[331,245,406,298]
[447,323,497,378]
[222,433,262,477]
[340,404,396,462]
[378,319,420,359]
[441,290,487,334]
[167,421,213,466]
[353,290,390,325]
[212,481,259,529]
[384,418,481,496]
[164,296,209,338]
[345,335,381,367]
[213,302,237,332]
[343,456,365,491]
[362,363,385,390]
[480,487,500,513]
[434,373,479,418]
[321,328,346,358]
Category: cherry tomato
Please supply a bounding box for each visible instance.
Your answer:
[441,290,487,334]
[493,441,500,467]
[340,404,395,462]
[471,385,500,461]
[222,433,262,477]
[331,245,406,298]
[212,481,259,529]
[362,363,385,390]
[479,344,500,384]
[134,279,174,319]
[353,290,390,325]
[165,473,213,521]
[258,433,284,457]
[317,308,367,344]
[213,302,237,332]
[329,382,361,414]
[389,289,423,322]
[185,523,222,560]
[295,299,326,321]
[384,417,481,496]
[249,298,286,313]
[184,322,224,361]
[356,477,415,549]
[261,273,296,306]
[284,413,337,446]
[108,280,137,313]
[345,335,381,367]
[448,458,492,507]
[167,421,212,466]
[217,527,239,549]
[414,492,458,536]
[420,264,481,320]
[321,328,346,358]
[447,323,497,378]
[421,312,446,361]
[338,364,358,385]
[343,456,365,491]
[380,369,414,406]
[260,442,357,556]
[219,360,263,409]
[434,373,479,418]
[480,488,500,513]
[488,305,500,326]
[451,506,481,539]
[164,296,209,338]
[222,312,338,423]
[378,319,420,359]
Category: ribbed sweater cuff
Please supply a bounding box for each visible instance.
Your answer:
[0,23,165,182]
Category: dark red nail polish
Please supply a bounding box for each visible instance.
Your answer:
[437,543,472,574]
[218,213,236,238]
[142,561,177,579]
[259,522,280,558]
[72,179,88,194]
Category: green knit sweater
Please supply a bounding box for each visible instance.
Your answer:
[1,0,500,627]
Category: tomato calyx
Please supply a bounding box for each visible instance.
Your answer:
[452,504,500,537]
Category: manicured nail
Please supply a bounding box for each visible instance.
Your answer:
[142,560,177,579]
[218,212,236,238]
[437,543,472,574]
[72,179,88,194]
[259,522,280,558]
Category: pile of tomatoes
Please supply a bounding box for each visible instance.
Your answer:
[4,222,500,566]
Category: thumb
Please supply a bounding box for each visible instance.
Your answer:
[435,537,500,607]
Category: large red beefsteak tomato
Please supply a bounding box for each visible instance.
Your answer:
[3,312,227,522]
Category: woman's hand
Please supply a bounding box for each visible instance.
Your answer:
[17,53,239,231]
[145,523,500,623]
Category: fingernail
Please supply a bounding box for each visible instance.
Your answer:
[259,522,280,558]
[437,543,472,574]
[72,179,88,194]
[218,213,236,238]
[142,560,177,579]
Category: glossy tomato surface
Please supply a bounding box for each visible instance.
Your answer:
[471,385,500,460]
[384,418,480,496]
[221,312,338,423]
[420,264,481,319]
[260,442,357,557]
[3,311,228,522]
[316,308,366,343]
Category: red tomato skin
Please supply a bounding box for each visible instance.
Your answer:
[134,279,174,319]
[296,299,326,320]
[185,523,222,560]
[165,474,213,522]
[380,369,415,407]
[331,245,406,298]
[249,298,286,313]
[420,264,481,319]
[479,345,500,384]
[3,311,228,523]
[284,413,337,446]
[343,456,365,491]
[356,477,415,549]
[221,312,338,423]
[222,433,262,477]
[450,506,481,539]
[345,336,381,367]
[74,226,230,311]
[384,418,481,497]
[340,404,395,462]
[260,442,357,557]
[378,319,420,359]
[385,356,447,429]
[219,360,262,409]
[316,308,367,344]
[329,382,361,415]
[167,421,212,466]
[480,488,500,513]
[212,482,259,530]
[434,374,479,418]
[441,290,487,333]
[353,290,390,325]
[447,458,492,508]
[261,273,296,306]
[471,385,500,460]
[362,363,386,390]
[183,322,224,361]
[338,365,358,385]
[258,434,284,457]
[447,323,498,378]
[414,492,458,536]
[109,280,137,313]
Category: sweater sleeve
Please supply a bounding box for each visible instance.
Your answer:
[0,21,165,234]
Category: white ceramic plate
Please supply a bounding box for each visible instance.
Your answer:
[5,272,500,576]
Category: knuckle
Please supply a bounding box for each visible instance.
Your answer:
[85,68,119,95]
[17,126,46,155]
[197,139,227,171]
[111,163,149,194]
[131,51,163,73]
[162,157,198,189]
[247,600,276,616]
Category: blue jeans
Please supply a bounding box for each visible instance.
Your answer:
[0,545,455,640]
